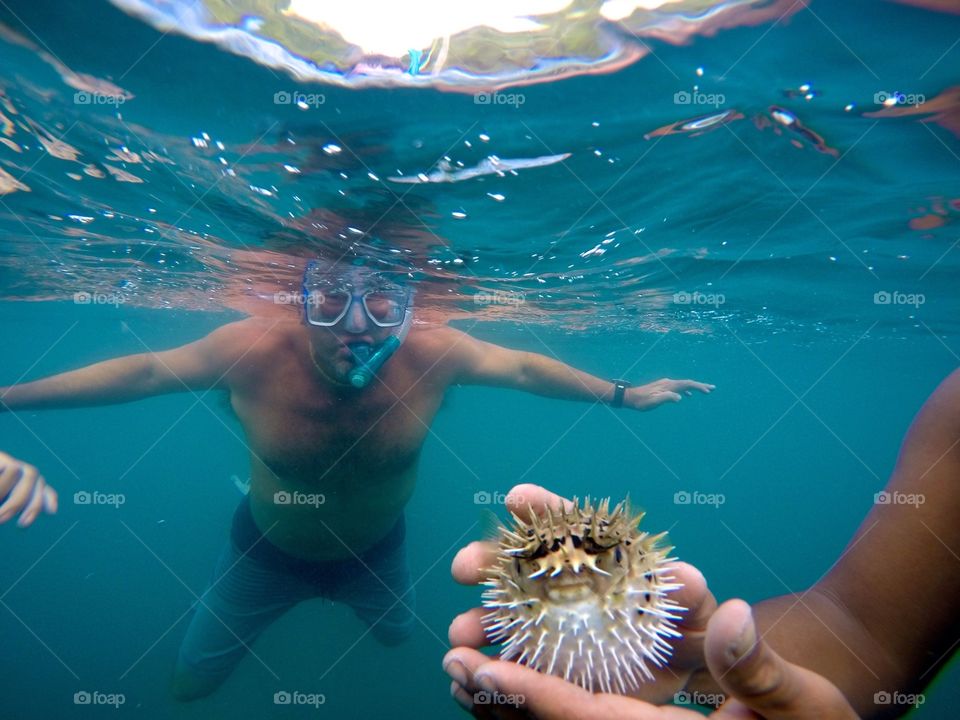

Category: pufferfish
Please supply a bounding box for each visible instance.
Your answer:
[481,497,684,694]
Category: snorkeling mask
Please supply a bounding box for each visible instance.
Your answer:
[301,260,414,388]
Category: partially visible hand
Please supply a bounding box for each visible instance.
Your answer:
[445,483,716,712]
[628,379,715,411]
[0,452,57,527]
[444,483,858,720]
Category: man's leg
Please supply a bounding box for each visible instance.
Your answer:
[328,518,416,646]
[171,540,312,701]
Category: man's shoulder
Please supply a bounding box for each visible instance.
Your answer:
[204,317,301,364]
[402,324,487,381]
[406,323,476,356]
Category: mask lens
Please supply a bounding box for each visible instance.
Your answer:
[363,290,406,326]
[306,290,350,326]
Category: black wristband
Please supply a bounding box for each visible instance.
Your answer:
[610,380,631,408]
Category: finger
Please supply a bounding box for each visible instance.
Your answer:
[657,392,682,404]
[664,563,713,628]
[453,541,498,585]
[663,563,717,670]
[454,485,575,585]
[42,485,58,514]
[0,464,35,523]
[0,460,22,498]
[449,679,501,720]
[444,648,492,695]
[459,653,677,720]
[673,381,715,394]
[445,648,592,718]
[454,678,529,720]
[505,484,574,521]
[450,680,474,713]
[705,600,858,719]
[450,607,491,648]
[17,476,46,527]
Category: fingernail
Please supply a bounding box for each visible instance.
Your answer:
[450,681,473,711]
[475,672,498,693]
[443,659,468,687]
[729,615,757,662]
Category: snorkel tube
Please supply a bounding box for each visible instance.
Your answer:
[347,303,413,389]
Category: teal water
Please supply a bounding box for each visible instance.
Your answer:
[1,0,959,718]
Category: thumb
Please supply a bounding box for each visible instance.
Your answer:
[705,599,858,720]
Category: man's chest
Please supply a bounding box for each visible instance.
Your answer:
[232,375,442,479]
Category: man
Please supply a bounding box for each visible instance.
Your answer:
[445,367,960,719]
[0,259,714,701]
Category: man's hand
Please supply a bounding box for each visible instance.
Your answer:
[445,484,715,708]
[0,452,57,527]
[444,483,858,719]
[627,379,715,411]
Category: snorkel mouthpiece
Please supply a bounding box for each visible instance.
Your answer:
[348,336,402,388]
[348,343,374,365]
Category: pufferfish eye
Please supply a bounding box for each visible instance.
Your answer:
[513,542,550,561]
[583,531,622,554]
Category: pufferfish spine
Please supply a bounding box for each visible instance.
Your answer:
[481,497,684,694]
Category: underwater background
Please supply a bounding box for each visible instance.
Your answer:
[1,0,959,717]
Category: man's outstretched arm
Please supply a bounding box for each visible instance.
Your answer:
[0,321,258,528]
[752,367,960,713]
[441,328,714,410]
[440,368,960,718]
[682,367,960,717]
[0,321,244,412]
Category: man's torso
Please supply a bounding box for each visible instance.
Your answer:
[221,319,455,560]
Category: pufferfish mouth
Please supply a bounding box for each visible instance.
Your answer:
[541,571,599,602]
[544,581,594,603]
[547,572,591,587]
